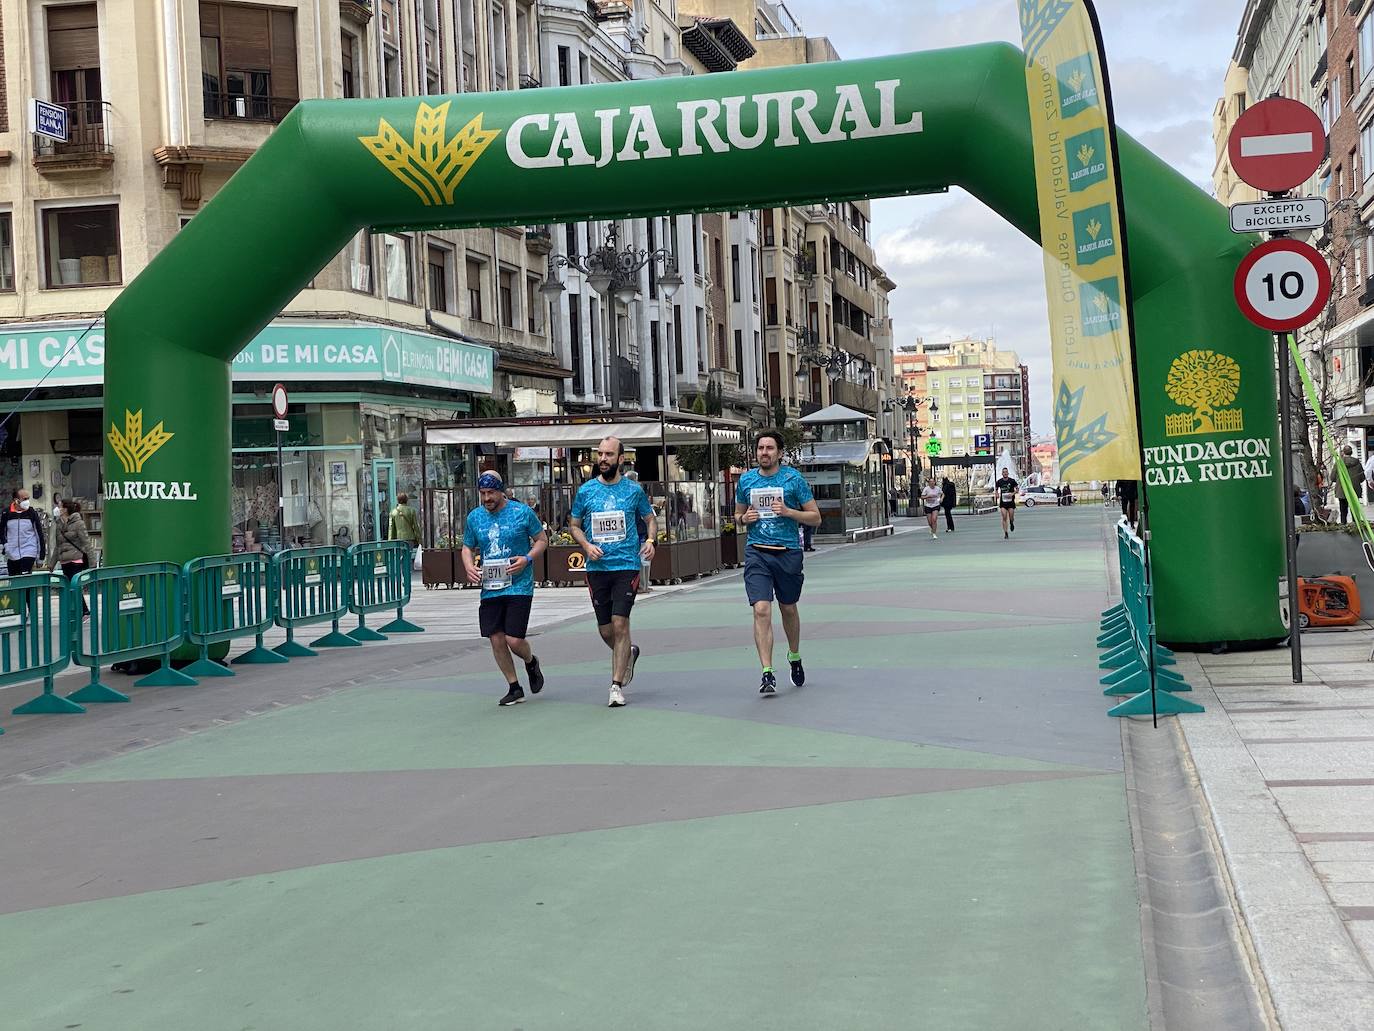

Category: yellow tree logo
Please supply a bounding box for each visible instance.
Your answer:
[108,410,173,474]
[1164,350,1244,437]
[1076,143,1096,166]
[359,101,500,206]
[1085,218,1103,240]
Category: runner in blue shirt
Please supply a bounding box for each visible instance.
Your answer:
[735,430,821,696]
[570,436,656,708]
[461,471,549,706]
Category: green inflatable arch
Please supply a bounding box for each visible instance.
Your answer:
[104,42,1282,645]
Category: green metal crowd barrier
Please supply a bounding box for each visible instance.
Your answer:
[346,541,425,641]
[70,562,196,701]
[4,544,426,726]
[273,547,357,657]
[184,553,286,675]
[4,572,77,719]
[1101,521,1202,719]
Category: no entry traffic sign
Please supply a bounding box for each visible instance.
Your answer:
[271,382,289,419]
[1233,239,1331,332]
[1227,98,1326,193]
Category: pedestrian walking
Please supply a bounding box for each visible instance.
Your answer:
[1118,479,1139,530]
[53,499,90,615]
[570,436,656,708]
[735,430,820,696]
[389,491,421,554]
[921,479,942,539]
[1333,446,1364,523]
[940,476,957,533]
[1,489,45,575]
[996,467,1018,539]
[461,472,548,707]
[888,486,898,518]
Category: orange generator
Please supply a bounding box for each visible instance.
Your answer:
[1297,576,1362,629]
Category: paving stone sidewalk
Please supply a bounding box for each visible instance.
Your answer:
[1169,617,1374,1030]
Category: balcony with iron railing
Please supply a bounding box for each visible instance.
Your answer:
[519,73,541,89]
[33,101,115,173]
[524,225,553,254]
[203,92,298,124]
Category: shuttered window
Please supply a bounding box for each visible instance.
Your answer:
[48,5,99,70]
[200,2,298,121]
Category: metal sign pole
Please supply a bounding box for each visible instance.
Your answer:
[276,426,286,550]
[1276,327,1303,682]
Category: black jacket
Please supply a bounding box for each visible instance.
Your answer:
[941,480,956,506]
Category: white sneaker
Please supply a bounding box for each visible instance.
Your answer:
[608,684,626,707]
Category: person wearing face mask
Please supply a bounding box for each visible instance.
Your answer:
[1,490,46,575]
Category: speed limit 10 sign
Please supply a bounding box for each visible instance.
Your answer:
[1233,238,1331,332]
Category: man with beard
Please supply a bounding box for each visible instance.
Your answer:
[570,437,656,707]
[735,430,821,696]
[461,471,549,706]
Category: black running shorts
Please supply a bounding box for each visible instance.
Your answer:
[587,569,639,625]
[479,594,533,639]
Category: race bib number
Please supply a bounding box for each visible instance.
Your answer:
[1000,489,1015,503]
[750,487,784,519]
[481,558,512,590]
[590,510,627,543]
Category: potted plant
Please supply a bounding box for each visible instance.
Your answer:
[720,519,740,567]
[422,531,458,589]
[545,530,586,586]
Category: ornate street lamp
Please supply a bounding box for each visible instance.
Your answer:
[540,222,682,410]
[884,392,936,512]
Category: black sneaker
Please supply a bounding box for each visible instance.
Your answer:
[526,657,545,694]
[626,644,640,686]
[759,671,777,696]
[1010,520,1015,533]
[498,685,525,706]
[789,657,805,688]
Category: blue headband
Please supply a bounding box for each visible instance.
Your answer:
[477,472,504,490]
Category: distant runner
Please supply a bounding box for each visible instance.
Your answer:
[570,436,656,708]
[921,479,942,540]
[735,430,822,696]
[461,472,548,707]
[996,466,1018,540]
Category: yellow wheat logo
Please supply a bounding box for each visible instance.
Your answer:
[1085,218,1103,240]
[1,595,11,609]
[124,580,134,592]
[1092,293,1109,314]
[1076,144,1096,166]
[1164,349,1243,437]
[359,101,500,206]
[1068,69,1087,93]
[108,410,173,475]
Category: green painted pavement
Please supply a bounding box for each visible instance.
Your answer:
[40,686,1073,783]
[4,779,1144,1031]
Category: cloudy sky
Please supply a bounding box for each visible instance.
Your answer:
[791,0,1249,433]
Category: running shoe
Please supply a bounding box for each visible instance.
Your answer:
[498,685,525,706]
[759,671,777,696]
[789,657,805,688]
[526,656,545,694]
[1004,531,1009,540]
[608,684,626,707]
[625,644,640,685]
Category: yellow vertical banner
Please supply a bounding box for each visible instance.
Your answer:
[1018,0,1142,480]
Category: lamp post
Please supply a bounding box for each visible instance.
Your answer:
[884,393,935,515]
[795,328,873,410]
[540,222,683,412]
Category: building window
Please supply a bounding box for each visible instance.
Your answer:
[565,223,579,258]
[527,276,543,333]
[42,203,121,288]
[383,46,402,97]
[491,2,508,89]
[763,209,775,247]
[341,31,359,98]
[734,329,744,374]
[499,266,516,328]
[692,216,701,274]
[48,4,105,150]
[557,45,571,87]
[568,293,583,394]
[383,234,414,303]
[731,244,741,300]
[200,2,299,122]
[427,243,454,313]
[1334,75,1343,122]
[466,256,485,320]
[348,230,373,293]
[674,305,684,375]
[0,214,13,292]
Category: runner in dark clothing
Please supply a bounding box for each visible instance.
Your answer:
[995,467,1018,540]
[940,477,956,533]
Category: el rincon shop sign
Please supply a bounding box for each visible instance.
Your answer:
[0,323,494,394]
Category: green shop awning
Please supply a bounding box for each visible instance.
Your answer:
[0,320,494,395]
